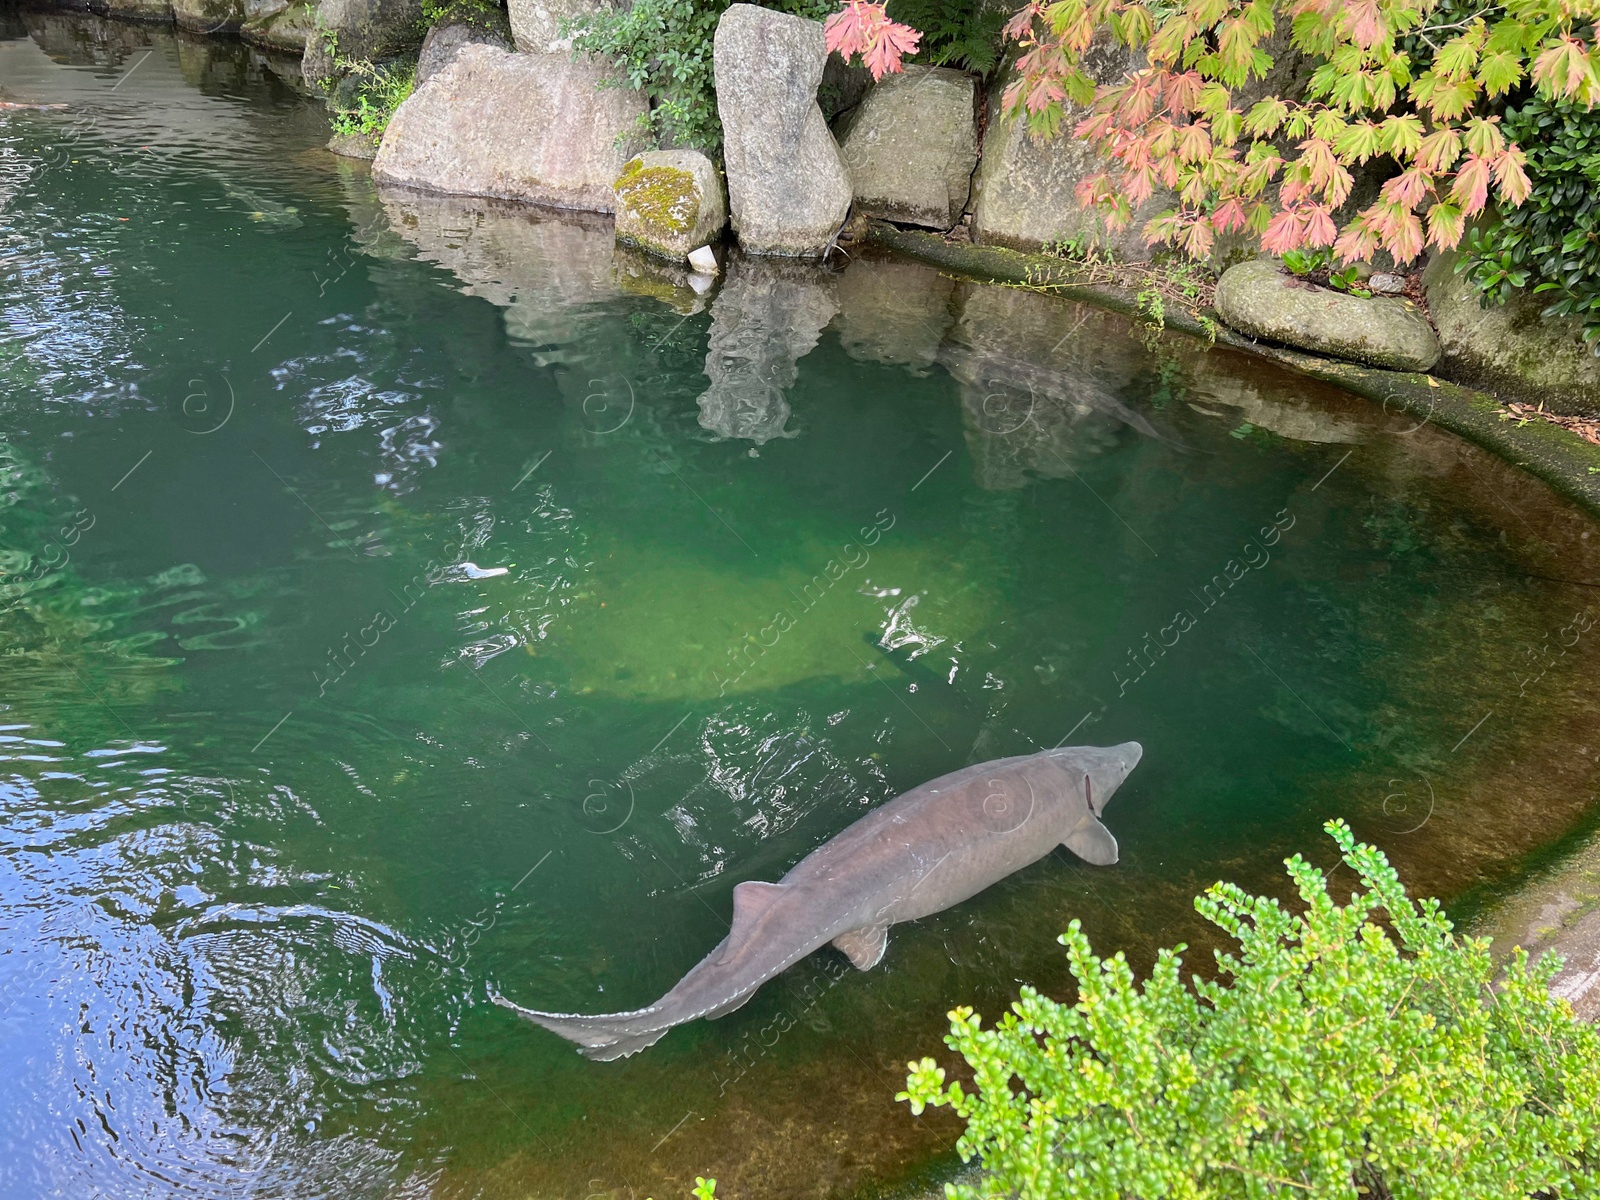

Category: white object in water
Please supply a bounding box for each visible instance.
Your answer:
[458,562,509,579]
[687,245,719,275]
[688,272,715,295]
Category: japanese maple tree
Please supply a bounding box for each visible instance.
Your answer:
[829,0,1600,264]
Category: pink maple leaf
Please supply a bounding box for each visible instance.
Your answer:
[1493,145,1532,207]
[1261,208,1308,254]
[1449,155,1491,215]
[824,0,922,81]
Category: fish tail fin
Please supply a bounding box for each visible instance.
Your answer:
[489,988,673,1059]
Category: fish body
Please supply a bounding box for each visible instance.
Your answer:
[495,742,1142,1060]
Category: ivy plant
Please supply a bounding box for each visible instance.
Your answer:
[900,819,1600,1199]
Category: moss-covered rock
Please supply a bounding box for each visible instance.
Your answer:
[612,149,726,263]
[1424,249,1600,418]
[1215,259,1440,372]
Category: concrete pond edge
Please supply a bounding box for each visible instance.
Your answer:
[866,223,1600,525]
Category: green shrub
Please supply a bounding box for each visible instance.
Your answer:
[328,58,416,141]
[420,0,507,33]
[901,820,1600,1199]
[567,0,835,153]
[1460,95,1600,354]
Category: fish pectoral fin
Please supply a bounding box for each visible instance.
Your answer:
[1063,817,1119,866]
[832,924,889,971]
[716,880,787,964]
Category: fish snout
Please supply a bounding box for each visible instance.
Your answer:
[1116,741,1144,773]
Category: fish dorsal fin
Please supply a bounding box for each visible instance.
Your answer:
[832,924,889,971]
[716,880,786,964]
[1063,817,1119,866]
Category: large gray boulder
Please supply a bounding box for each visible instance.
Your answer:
[1424,250,1600,416]
[837,64,977,230]
[698,257,839,442]
[613,149,727,262]
[241,0,317,52]
[1215,259,1441,372]
[372,44,646,213]
[415,19,510,87]
[714,4,851,258]
[507,0,603,53]
[971,44,1160,260]
[302,0,423,87]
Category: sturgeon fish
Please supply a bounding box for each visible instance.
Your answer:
[494,742,1142,1060]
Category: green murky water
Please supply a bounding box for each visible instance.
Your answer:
[5,16,1600,1199]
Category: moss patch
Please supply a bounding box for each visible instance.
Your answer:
[614,160,700,238]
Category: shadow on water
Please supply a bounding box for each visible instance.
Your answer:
[4,17,1600,1199]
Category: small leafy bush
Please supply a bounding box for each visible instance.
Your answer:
[1459,94,1600,353]
[328,58,416,140]
[901,819,1600,1199]
[420,0,507,33]
[568,0,834,153]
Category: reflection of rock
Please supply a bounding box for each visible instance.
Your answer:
[372,45,646,213]
[25,11,158,64]
[697,258,839,443]
[613,149,727,263]
[173,0,245,33]
[612,243,711,315]
[1216,259,1440,372]
[1185,369,1366,444]
[837,65,977,230]
[946,283,1160,489]
[832,256,953,374]
[415,20,509,86]
[374,186,622,363]
[714,4,850,257]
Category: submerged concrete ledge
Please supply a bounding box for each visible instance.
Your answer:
[866,223,1600,525]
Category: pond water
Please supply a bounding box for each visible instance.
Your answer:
[5,16,1600,1200]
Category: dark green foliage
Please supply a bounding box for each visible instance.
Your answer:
[420,0,509,35]
[326,58,416,140]
[566,0,834,153]
[884,0,1004,73]
[1460,95,1600,353]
